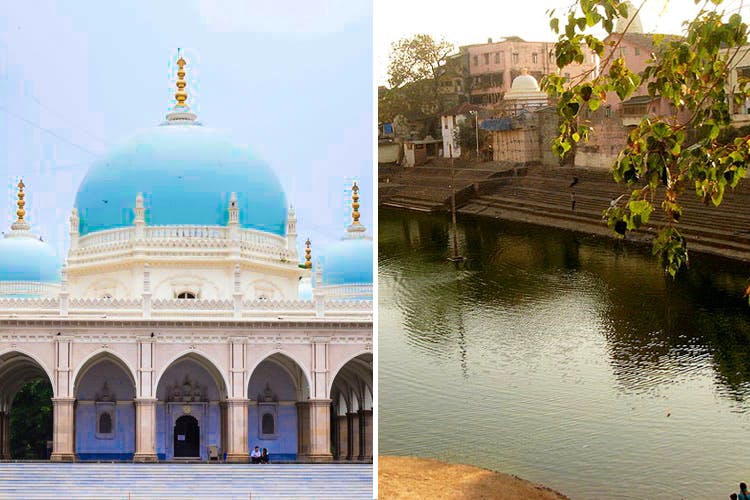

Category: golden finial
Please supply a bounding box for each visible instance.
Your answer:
[304,238,312,269]
[175,50,188,107]
[351,182,361,225]
[16,179,26,221]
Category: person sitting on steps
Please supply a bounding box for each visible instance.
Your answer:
[261,448,270,464]
[250,446,262,464]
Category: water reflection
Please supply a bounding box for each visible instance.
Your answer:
[380,208,750,499]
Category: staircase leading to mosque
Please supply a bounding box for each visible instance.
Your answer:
[0,462,373,499]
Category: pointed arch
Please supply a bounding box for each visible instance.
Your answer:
[154,350,229,400]
[71,349,138,397]
[247,351,312,401]
[0,348,56,399]
[327,351,373,398]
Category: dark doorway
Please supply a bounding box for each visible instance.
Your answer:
[173,415,200,458]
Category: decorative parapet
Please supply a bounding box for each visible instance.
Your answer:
[318,284,372,300]
[69,225,295,267]
[0,281,61,298]
[0,295,371,320]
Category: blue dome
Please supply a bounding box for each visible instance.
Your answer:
[75,124,287,236]
[320,238,373,286]
[0,236,60,283]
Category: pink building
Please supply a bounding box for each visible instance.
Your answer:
[463,36,598,105]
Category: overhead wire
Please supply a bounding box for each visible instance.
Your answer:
[0,104,102,158]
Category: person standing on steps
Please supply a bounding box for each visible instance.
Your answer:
[571,191,576,211]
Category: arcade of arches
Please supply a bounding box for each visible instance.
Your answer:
[0,326,372,463]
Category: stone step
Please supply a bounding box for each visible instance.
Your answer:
[0,463,373,499]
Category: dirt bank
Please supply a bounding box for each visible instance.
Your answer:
[378,455,569,499]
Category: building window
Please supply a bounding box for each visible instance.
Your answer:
[177,291,196,299]
[532,53,538,64]
[262,413,275,435]
[483,53,489,65]
[634,47,640,56]
[473,55,479,66]
[95,403,116,439]
[99,412,113,434]
[512,52,519,64]
[494,52,500,64]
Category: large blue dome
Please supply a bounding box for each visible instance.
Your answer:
[75,124,287,236]
[0,236,60,283]
[320,238,373,286]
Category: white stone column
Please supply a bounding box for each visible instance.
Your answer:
[133,399,158,462]
[50,398,76,462]
[225,399,249,462]
[225,338,248,462]
[134,337,158,462]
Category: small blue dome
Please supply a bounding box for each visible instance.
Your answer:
[0,236,60,283]
[320,238,373,286]
[75,124,287,236]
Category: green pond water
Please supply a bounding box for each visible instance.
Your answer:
[379,208,750,500]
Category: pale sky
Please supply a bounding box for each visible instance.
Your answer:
[375,0,749,86]
[0,0,372,262]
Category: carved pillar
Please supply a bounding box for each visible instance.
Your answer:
[358,409,372,460]
[51,335,75,461]
[297,399,332,461]
[224,338,248,462]
[134,336,157,462]
[50,398,76,461]
[133,398,158,462]
[346,411,359,461]
[225,399,249,462]
[336,414,348,460]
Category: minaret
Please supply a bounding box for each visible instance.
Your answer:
[286,206,298,260]
[165,50,197,124]
[228,192,240,240]
[134,193,145,239]
[69,208,79,251]
[346,181,367,238]
[614,1,643,34]
[304,238,312,269]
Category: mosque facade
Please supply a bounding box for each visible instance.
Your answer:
[0,56,373,463]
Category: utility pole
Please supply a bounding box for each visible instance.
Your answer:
[448,144,463,262]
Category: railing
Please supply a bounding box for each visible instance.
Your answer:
[318,284,373,300]
[77,225,287,250]
[145,225,227,240]
[0,281,61,297]
[78,227,135,247]
[0,294,372,320]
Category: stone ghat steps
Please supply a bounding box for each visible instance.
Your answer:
[0,463,373,499]
[463,191,750,256]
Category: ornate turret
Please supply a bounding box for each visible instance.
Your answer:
[165,50,197,123]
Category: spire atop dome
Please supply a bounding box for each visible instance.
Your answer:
[346,181,366,237]
[10,179,31,233]
[175,50,188,108]
[304,238,312,269]
[165,50,198,124]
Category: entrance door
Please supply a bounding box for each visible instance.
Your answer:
[173,415,200,458]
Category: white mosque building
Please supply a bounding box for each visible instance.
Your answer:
[0,56,373,463]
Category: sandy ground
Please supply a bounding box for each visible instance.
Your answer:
[378,455,569,500]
